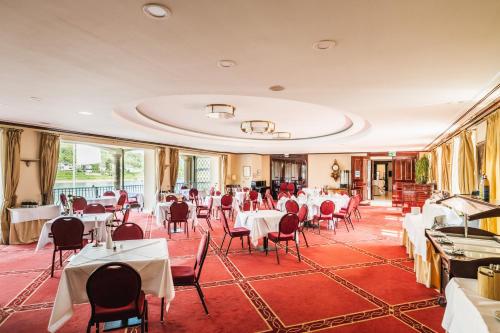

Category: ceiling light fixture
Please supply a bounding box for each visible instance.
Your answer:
[241,120,275,134]
[269,85,285,92]
[78,111,93,116]
[272,131,291,139]
[313,39,337,50]
[143,3,171,19]
[217,59,237,68]
[205,104,235,119]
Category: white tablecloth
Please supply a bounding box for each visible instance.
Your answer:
[35,213,113,251]
[155,202,198,227]
[402,203,462,262]
[235,192,263,206]
[48,238,175,333]
[442,277,500,333]
[301,188,321,197]
[86,196,117,206]
[179,189,190,198]
[8,205,61,224]
[203,195,240,214]
[307,194,350,220]
[234,210,286,246]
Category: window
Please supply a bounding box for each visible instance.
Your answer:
[175,154,219,193]
[54,141,145,199]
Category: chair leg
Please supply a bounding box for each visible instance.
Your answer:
[220,233,226,251]
[240,236,244,248]
[343,218,350,232]
[206,215,213,231]
[86,321,92,333]
[96,322,99,333]
[275,241,280,264]
[160,297,164,322]
[247,235,251,254]
[265,237,268,255]
[348,216,355,229]
[301,231,309,247]
[51,249,56,277]
[59,250,63,266]
[168,222,171,239]
[195,283,209,314]
[226,237,233,256]
[144,300,149,332]
[285,240,288,254]
[295,240,301,262]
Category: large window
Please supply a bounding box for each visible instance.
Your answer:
[55,141,144,199]
[175,154,219,193]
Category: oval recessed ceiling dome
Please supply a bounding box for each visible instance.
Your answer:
[143,3,171,19]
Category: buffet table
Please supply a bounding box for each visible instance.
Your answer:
[235,210,286,246]
[48,238,175,333]
[35,213,113,251]
[442,277,500,333]
[402,202,462,288]
[8,205,61,244]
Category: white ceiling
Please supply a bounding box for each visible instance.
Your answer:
[0,0,499,153]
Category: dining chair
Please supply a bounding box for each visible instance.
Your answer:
[165,195,177,203]
[189,188,199,205]
[277,192,289,200]
[102,191,115,197]
[166,232,210,318]
[297,205,309,247]
[265,192,276,210]
[215,190,221,196]
[220,194,233,219]
[112,223,144,241]
[83,203,106,214]
[241,200,252,212]
[249,190,259,209]
[265,213,300,264]
[285,200,299,214]
[167,201,189,238]
[286,183,295,195]
[196,196,214,231]
[60,193,68,209]
[86,262,148,333]
[50,217,86,277]
[220,210,251,255]
[332,197,356,231]
[297,190,305,196]
[120,189,141,211]
[312,200,334,234]
[72,196,87,213]
[105,193,127,219]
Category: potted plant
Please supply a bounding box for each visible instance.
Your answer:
[415,155,430,184]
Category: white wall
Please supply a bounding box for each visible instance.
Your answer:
[17,129,41,203]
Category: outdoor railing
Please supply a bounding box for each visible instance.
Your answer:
[174,182,212,194]
[53,184,144,204]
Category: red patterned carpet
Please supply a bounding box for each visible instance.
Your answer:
[0,206,445,333]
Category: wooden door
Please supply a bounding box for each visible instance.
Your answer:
[351,156,369,200]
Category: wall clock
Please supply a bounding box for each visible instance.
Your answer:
[331,160,340,181]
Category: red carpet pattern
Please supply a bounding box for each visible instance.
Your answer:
[0,206,444,333]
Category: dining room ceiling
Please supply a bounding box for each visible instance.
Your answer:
[0,0,499,153]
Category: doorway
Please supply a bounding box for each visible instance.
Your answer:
[371,159,393,205]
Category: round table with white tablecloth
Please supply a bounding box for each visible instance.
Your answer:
[234,191,263,206]
[86,196,117,206]
[307,194,350,220]
[234,210,286,246]
[155,201,198,227]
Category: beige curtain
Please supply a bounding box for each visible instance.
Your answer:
[1,128,23,244]
[169,148,179,191]
[481,110,499,233]
[458,130,475,194]
[158,147,166,190]
[441,143,452,192]
[220,154,228,192]
[39,133,60,205]
[430,149,438,183]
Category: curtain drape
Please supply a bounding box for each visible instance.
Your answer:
[39,133,60,205]
[1,128,23,244]
[220,154,228,193]
[430,149,438,183]
[458,130,475,195]
[158,147,166,190]
[440,143,452,192]
[169,148,179,192]
[480,110,499,233]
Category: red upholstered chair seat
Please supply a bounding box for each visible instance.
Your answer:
[268,232,294,242]
[93,291,145,322]
[332,212,345,219]
[171,266,196,284]
[230,227,250,237]
[313,214,332,220]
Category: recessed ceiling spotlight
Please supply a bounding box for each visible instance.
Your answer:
[78,111,93,116]
[30,96,42,102]
[205,104,235,119]
[143,3,171,19]
[313,40,337,50]
[269,85,285,92]
[217,59,237,68]
[273,132,291,139]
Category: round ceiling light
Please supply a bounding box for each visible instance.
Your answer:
[143,3,171,19]
[241,120,276,134]
[205,104,235,119]
[217,59,237,68]
[269,85,285,92]
[273,132,291,139]
[313,39,337,50]
[78,111,93,116]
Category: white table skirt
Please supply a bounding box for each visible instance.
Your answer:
[8,205,61,224]
[155,202,198,227]
[307,195,349,220]
[35,213,113,251]
[442,277,499,333]
[203,195,240,213]
[48,238,175,333]
[234,210,286,246]
[86,196,117,206]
